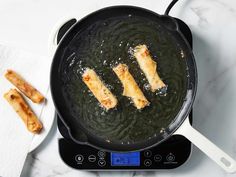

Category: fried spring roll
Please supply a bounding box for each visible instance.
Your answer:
[113,64,149,109]
[134,45,166,92]
[82,68,118,110]
[4,89,43,134]
[5,70,44,103]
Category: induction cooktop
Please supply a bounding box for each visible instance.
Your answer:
[56,17,193,170]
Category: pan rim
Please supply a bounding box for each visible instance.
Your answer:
[50,5,197,152]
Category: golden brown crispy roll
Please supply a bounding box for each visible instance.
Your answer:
[5,70,44,103]
[4,89,43,134]
[82,68,118,110]
[113,64,149,109]
[134,45,166,92]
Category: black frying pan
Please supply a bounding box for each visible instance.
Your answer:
[50,5,236,173]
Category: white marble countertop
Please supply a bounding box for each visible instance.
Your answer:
[1,0,236,176]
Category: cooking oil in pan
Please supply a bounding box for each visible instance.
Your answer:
[60,15,188,144]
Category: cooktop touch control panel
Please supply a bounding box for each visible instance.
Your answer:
[59,135,191,170]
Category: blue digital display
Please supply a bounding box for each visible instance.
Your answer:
[111,152,140,166]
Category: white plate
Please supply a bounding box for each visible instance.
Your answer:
[29,90,55,152]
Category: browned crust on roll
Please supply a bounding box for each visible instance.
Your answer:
[113,63,149,109]
[4,89,43,134]
[134,45,166,92]
[5,70,44,103]
[82,68,118,110]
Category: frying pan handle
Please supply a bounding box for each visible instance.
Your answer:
[174,118,236,173]
[48,16,77,56]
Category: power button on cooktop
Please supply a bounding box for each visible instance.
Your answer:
[75,154,84,163]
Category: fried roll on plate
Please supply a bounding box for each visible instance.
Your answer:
[4,89,43,134]
[5,70,45,103]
